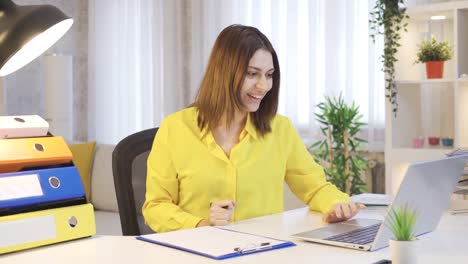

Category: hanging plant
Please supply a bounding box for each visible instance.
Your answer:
[369,0,409,116]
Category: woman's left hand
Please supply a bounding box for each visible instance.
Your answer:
[322,202,366,223]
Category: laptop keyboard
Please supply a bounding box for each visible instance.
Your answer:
[324,223,381,245]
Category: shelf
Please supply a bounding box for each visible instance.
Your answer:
[388,148,453,164]
[406,10,454,22]
[394,17,455,81]
[387,0,468,195]
[391,82,455,150]
[391,147,454,153]
[395,79,455,85]
[406,1,468,16]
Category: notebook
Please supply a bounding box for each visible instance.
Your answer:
[137,226,295,260]
[292,155,468,251]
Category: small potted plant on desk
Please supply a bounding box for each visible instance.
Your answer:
[415,36,453,79]
[387,204,419,264]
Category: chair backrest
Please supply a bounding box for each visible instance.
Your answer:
[112,127,158,235]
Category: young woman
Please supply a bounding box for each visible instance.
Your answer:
[143,24,363,233]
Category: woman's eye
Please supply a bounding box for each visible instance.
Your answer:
[266,73,274,79]
[247,72,257,77]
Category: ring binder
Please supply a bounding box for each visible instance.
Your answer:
[0,136,72,173]
[0,115,49,139]
[0,166,86,216]
[0,203,96,254]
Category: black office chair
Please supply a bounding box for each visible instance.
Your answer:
[112,127,158,236]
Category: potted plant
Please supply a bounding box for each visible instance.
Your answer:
[415,36,453,79]
[369,0,410,116]
[386,204,419,264]
[309,95,368,195]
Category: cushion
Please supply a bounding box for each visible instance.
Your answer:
[69,142,96,201]
[90,144,119,212]
[93,210,122,235]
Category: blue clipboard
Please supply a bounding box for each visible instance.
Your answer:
[0,166,86,214]
[136,226,296,260]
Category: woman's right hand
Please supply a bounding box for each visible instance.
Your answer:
[197,200,236,227]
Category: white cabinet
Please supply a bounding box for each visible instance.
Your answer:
[385,1,468,194]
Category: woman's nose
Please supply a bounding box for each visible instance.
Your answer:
[255,75,267,90]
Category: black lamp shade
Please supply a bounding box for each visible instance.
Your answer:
[0,0,73,76]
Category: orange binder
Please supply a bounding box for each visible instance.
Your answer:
[0,136,72,173]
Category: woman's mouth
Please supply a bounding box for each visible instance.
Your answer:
[247,94,264,101]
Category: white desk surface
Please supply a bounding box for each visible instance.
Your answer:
[2,199,468,264]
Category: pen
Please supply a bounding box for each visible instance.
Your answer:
[234,242,272,254]
[209,202,231,209]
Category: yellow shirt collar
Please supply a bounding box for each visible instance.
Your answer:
[200,112,259,144]
[243,113,259,140]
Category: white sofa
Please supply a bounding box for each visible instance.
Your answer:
[88,144,305,236]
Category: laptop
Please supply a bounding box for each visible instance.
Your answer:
[291,155,468,251]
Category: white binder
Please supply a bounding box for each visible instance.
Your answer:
[0,115,49,139]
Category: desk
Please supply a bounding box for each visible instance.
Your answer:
[2,200,468,264]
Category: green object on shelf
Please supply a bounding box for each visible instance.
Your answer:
[414,36,453,64]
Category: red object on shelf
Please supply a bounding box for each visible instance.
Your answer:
[428,136,440,146]
[426,61,444,79]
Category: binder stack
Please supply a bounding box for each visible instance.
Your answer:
[0,115,96,255]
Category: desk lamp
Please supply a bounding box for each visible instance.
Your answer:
[0,0,73,76]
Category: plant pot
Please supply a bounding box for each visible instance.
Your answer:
[428,136,440,146]
[441,137,454,147]
[413,136,424,148]
[425,61,444,79]
[390,239,419,264]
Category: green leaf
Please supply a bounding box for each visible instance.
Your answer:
[309,141,322,149]
[386,204,419,241]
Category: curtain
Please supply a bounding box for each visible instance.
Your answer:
[88,0,190,144]
[88,0,385,150]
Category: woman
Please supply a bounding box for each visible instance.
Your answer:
[143,24,362,233]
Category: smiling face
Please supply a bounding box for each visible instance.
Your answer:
[195,25,280,136]
[239,49,275,115]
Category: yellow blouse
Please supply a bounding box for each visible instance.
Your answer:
[142,107,349,233]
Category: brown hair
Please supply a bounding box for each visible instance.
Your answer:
[193,24,280,137]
